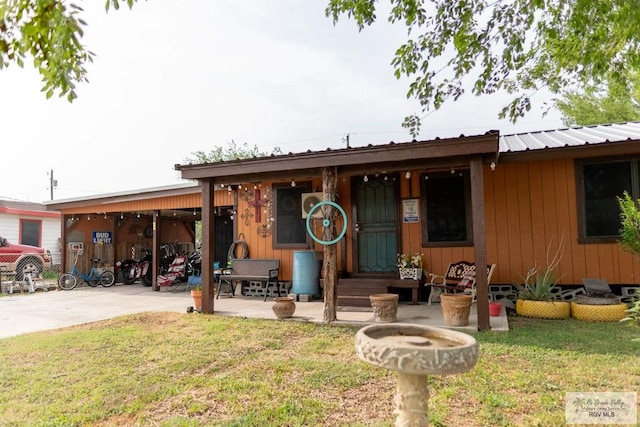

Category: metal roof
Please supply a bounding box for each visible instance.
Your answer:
[42,181,200,207]
[499,121,640,153]
[0,199,48,212]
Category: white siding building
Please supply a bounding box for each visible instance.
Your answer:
[0,199,61,266]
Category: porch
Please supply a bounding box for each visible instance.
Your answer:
[0,284,508,339]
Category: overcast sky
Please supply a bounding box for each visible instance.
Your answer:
[1,0,564,203]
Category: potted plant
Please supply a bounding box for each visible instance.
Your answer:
[397,252,424,280]
[618,192,640,336]
[514,235,570,319]
[190,284,203,312]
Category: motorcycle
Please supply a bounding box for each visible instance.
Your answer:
[186,248,202,277]
[116,249,152,286]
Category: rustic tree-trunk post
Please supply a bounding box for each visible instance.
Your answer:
[322,166,338,322]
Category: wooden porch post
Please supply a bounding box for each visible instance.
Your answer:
[470,157,490,331]
[322,166,338,322]
[201,180,215,314]
[60,214,67,276]
[151,211,160,291]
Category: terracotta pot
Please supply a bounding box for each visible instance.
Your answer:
[191,289,202,311]
[369,293,399,323]
[272,296,296,319]
[516,299,570,319]
[440,294,473,326]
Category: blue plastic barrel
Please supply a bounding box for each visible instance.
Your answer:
[292,251,322,295]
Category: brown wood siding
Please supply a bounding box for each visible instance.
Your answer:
[231,180,340,281]
[60,191,232,215]
[414,161,639,286]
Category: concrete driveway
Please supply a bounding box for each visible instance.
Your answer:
[0,285,192,339]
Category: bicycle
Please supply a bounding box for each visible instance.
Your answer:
[58,250,115,290]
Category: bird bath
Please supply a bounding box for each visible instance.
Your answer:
[355,323,478,426]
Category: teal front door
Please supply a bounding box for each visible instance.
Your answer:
[353,175,399,274]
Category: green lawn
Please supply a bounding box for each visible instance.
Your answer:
[0,313,638,426]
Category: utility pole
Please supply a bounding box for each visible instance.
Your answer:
[49,169,57,200]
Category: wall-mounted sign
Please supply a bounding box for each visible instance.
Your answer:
[92,231,113,244]
[402,199,420,223]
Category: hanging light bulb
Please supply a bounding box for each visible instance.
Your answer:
[291,179,296,187]
[490,161,496,171]
[193,208,197,216]
[120,213,124,220]
[363,174,369,183]
[451,167,455,174]
[136,213,140,219]
[405,171,411,179]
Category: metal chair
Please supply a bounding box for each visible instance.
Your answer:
[426,261,496,305]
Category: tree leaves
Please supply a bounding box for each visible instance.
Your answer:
[327,0,640,131]
[556,70,640,126]
[184,141,283,164]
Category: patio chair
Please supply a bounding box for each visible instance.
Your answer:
[426,261,496,305]
[157,255,188,291]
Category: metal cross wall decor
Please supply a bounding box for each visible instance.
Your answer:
[248,189,266,223]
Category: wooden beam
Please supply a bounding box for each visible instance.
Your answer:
[177,134,499,180]
[470,157,490,331]
[201,180,215,314]
[152,211,160,291]
[322,167,338,322]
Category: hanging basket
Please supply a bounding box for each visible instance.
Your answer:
[399,268,422,280]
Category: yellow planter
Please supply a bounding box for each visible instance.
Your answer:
[516,299,570,319]
[571,302,628,322]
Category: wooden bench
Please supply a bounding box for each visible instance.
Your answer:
[426,261,496,305]
[217,259,280,301]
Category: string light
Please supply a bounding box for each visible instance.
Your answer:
[363,174,369,183]
[291,179,296,187]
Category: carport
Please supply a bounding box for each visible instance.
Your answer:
[44,182,236,290]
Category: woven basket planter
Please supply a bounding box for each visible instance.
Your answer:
[399,268,422,280]
[570,302,628,322]
[516,299,570,319]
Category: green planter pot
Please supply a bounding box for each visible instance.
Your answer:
[516,299,570,319]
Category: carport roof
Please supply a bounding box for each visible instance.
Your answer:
[43,182,201,209]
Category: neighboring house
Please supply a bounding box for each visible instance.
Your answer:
[0,199,61,265]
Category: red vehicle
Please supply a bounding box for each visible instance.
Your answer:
[0,236,52,280]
